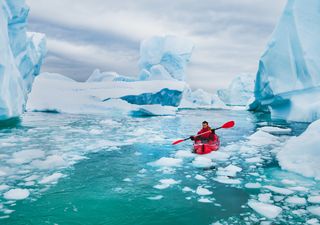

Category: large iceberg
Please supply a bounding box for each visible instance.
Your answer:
[249,0,320,122]
[217,74,254,106]
[277,119,320,180]
[138,36,194,81]
[0,0,46,120]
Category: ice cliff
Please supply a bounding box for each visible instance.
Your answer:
[0,0,46,120]
[249,0,320,122]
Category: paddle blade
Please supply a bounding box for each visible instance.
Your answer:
[221,120,235,129]
[172,139,185,145]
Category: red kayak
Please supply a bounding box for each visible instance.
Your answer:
[193,134,220,155]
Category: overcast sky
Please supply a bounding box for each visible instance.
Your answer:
[26,0,286,91]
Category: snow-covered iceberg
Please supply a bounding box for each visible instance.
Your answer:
[138,36,194,81]
[217,74,254,106]
[0,0,46,120]
[249,0,320,122]
[277,119,320,180]
[86,69,136,82]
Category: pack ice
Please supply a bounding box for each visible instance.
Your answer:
[249,0,320,122]
[0,0,46,120]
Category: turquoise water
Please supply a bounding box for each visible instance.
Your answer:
[0,110,316,224]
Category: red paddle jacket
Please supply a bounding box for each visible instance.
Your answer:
[196,126,214,140]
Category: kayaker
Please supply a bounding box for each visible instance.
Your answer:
[190,121,215,143]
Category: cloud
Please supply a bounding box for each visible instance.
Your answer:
[26,0,287,91]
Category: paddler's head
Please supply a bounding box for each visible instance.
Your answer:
[202,121,209,128]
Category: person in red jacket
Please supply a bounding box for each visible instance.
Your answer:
[190,121,215,143]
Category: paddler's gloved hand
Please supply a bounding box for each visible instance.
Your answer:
[190,136,195,140]
[211,129,215,133]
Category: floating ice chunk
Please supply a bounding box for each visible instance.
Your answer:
[195,175,207,181]
[149,157,182,167]
[123,178,132,182]
[285,196,306,205]
[259,127,292,135]
[8,150,45,164]
[196,186,212,196]
[39,173,64,184]
[159,179,180,185]
[308,206,320,217]
[258,193,272,203]
[175,150,195,158]
[192,156,213,168]
[182,187,194,192]
[264,185,294,195]
[205,151,230,161]
[245,183,261,189]
[216,165,242,177]
[24,175,39,182]
[289,186,309,192]
[198,198,213,203]
[245,157,263,164]
[0,185,10,191]
[273,196,285,202]
[214,176,241,185]
[248,200,282,219]
[4,189,30,200]
[247,130,279,146]
[308,196,320,204]
[153,183,170,189]
[31,155,68,169]
[147,195,163,200]
[306,218,319,225]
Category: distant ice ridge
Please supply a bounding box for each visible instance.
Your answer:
[277,119,320,180]
[138,35,194,81]
[217,74,254,106]
[249,0,320,122]
[27,72,185,116]
[0,0,46,120]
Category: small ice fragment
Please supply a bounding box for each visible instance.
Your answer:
[196,186,212,196]
[147,195,163,200]
[4,189,30,200]
[149,157,182,167]
[39,173,64,184]
[153,183,170,190]
[248,200,282,219]
[195,174,206,181]
[123,178,132,182]
[285,196,306,205]
[264,185,294,195]
[182,187,194,192]
[308,206,320,216]
[245,183,261,189]
[308,196,320,204]
[198,198,212,203]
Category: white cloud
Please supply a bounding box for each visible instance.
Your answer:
[26,0,287,91]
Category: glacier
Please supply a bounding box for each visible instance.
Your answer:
[217,74,254,106]
[0,0,46,120]
[249,0,320,122]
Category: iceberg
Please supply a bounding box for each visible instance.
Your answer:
[0,0,46,120]
[86,69,136,82]
[277,119,320,180]
[217,74,254,106]
[249,0,320,122]
[138,36,194,81]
